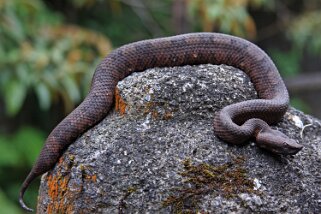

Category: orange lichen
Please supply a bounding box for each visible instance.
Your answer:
[114,88,127,115]
[143,101,176,120]
[47,174,58,200]
[58,157,64,165]
[46,172,74,213]
[44,156,76,214]
[163,111,173,120]
[85,174,97,182]
[43,155,98,213]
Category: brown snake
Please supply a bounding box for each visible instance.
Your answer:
[19,33,303,212]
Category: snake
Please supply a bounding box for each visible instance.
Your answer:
[19,32,303,212]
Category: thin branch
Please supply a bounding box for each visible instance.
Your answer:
[285,72,321,93]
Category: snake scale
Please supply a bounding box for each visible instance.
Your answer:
[19,32,303,212]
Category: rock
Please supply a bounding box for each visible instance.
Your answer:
[37,64,321,213]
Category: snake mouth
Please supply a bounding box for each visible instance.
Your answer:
[255,128,303,155]
[257,139,303,155]
[280,141,303,155]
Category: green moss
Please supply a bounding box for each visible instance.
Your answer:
[118,186,138,213]
[162,156,257,213]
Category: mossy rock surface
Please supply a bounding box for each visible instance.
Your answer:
[37,64,321,213]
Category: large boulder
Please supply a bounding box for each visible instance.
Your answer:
[37,64,321,213]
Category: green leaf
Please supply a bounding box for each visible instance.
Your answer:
[14,127,45,166]
[269,48,301,77]
[42,69,59,89]
[208,4,222,19]
[0,127,44,167]
[3,7,25,42]
[290,97,311,114]
[7,49,20,64]
[0,136,20,167]
[0,189,22,214]
[4,80,27,116]
[61,75,81,103]
[35,82,51,110]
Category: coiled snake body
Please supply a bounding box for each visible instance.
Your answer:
[19,33,302,212]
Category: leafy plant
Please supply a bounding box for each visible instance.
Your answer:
[269,47,301,77]
[0,0,112,116]
[187,0,275,38]
[0,189,23,214]
[288,11,321,55]
[0,126,45,214]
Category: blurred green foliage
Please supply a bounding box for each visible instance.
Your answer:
[0,0,112,212]
[289,11,321,55]
[0,0,321,213]
[290,97,311,115]
[269,47,301,77]
[188,0,274,39]
[0,0,111,116]
[0,189,23,214]
[0,127,44,168]
[0,127,45,214]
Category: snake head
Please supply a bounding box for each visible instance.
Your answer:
[256,128,303,155]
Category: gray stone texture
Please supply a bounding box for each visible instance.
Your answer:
[37,64,321,213]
